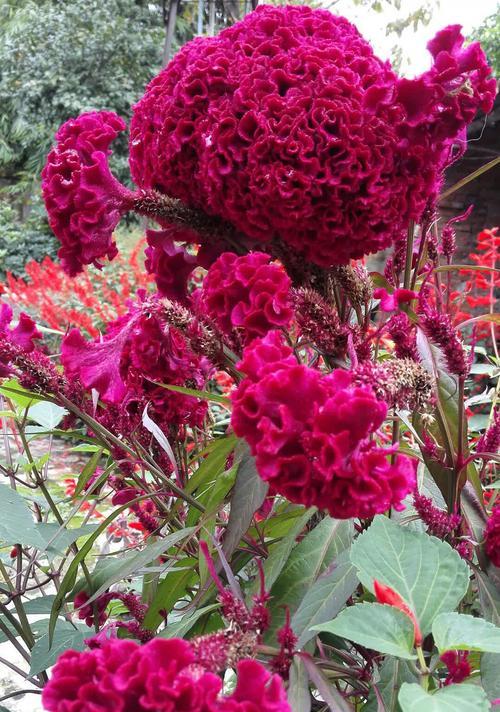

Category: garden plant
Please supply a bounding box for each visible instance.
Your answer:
[0,5,499,711]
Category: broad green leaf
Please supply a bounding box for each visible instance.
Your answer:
[0,380,47,408]
[0,483,42,548]
[249,507,314,597]
[27,401,67,429]
[292,549,358,646]
[475,570,500,626]
[364,658,418,712]
[23,595,57,615]
[288,657,311,712]
[159,604,219,639]
[29,620,87,676]
[222,442,268,559]
[433,612,500,653]
[34,522,99,557]
[398,683,490,712]
[265,517,353,642]
[481,653,500,702]
[351,515,469,635]
[312,603,417,659]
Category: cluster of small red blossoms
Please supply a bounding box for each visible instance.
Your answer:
[42,637,290,712]
[231,331,415,518]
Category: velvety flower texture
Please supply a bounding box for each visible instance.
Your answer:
[231,331,415,518]
[485,506,500,568]
[145,229,198,303]
[41,112,134,276]
[0,303,42,377]
[42,637,290,712]
[201,252,293,342]
[61,296,210,429]
[129,6,495,266]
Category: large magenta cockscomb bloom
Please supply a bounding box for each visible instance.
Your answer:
[201,252,293,342]
[42,638,290,712]
[129,6,495,266]
[41,112,134,276]
[231,331,415,518]
[485,506,500,568]
[61,296,210,429]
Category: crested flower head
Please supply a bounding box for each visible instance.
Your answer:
[485,505,500,568]
[200,252,293,343]
[231,331,415,518]
[41,111,134,276]
[129,6,495,266]
[42,637,291,712]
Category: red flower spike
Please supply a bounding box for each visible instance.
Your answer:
[373,580,422,647]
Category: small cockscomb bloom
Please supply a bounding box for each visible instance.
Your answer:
[201,252,293,343]
[374,580,422,646]
[0,302,42,376]
[353,358,432,411]
[145,228,198,303]
[440,650,471,685]
[231,331,415,519]
[293,287,349,358]
[387,312,419,362]
[485,506,500,568]
[61,295,211,429]
[42,637,290,712]
[476,408,500,457]
[128,6,495,267]
[413,493,461,540]
[41,112,135,276]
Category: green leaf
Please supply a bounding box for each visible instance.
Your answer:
[364,658,418,712]
[475,570,500,627]
[433,611,500,653]
[27,401,67,429]
[142,564,196,631]
[350,515,469,636]
[0,380,47,408]
[312,603,417,659]
[398,683,490,712]
[23,594,57,614]
[222,442,268,559]
[291,549,358,646]
[481,653,500,702]
[265,517,353,642]
[84,528,196,605]
[73,448,104,498]
[158,604,219,639]
[0,482,41,548]
[288,657,311,712]
[250,507,314,596]
[29,620,87,676]
[185,435,237,496]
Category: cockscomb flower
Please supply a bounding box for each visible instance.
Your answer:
[145,228,198,303]
[128,6,494,267]
[201,252,293,343]
[42,637,290,712]
[41,112,135,276]
[231,331,415,519]
[374,580,422,647]
[485,506,500,568]
[61,295,210,429]
[420,304,469,378]
[440,650,471,685]
[0,302,42,376]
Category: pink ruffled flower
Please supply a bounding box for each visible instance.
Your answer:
[41,112,134,276]
[129,6,495,267]
[485,506,500,568]
[145,228,198,303]
[374,288,417,312]
[0,303,42,377]
[42,638,290,712]
[201,252,293,342]
[231,331,415,518]
[61,296,210,429]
